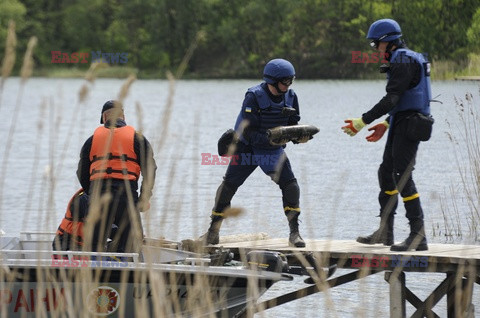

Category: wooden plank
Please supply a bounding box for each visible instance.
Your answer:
[217,238,480,258]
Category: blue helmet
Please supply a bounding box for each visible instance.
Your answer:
[263,59,295,84]
[367,19,402,42]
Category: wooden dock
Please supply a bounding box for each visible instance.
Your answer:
[455,76,480,81]
[212,237,480,318]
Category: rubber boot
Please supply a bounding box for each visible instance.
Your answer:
[390,218,428,251]
[286,211,305,248]
[199,217,223,245]
[357,188,397,246]
[356,214,394,246]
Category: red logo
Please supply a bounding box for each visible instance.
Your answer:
[351,51,389,63]
[51,51,89,64]
[351,255,389,267]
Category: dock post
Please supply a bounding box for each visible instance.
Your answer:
[446,272,475,318]
[385,271,406,318]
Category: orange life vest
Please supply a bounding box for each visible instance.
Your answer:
[89,125,141,181]
[56,189,87,246]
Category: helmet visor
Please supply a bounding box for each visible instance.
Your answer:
[279,76,295,86]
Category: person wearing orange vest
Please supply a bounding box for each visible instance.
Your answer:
[52,189,89,251]
[77,100,156,253]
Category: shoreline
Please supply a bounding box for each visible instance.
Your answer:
[7,70,477,81]
[15,58,479,81]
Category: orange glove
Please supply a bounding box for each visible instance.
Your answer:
[366,120,389,142]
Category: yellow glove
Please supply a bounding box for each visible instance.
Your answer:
[366,120,389,142]
[342,118,366,136]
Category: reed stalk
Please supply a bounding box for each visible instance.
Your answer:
[0,20,17,109]
[0,36,37,220]
[52,63,101,197]
[20,36,37,83]
[22,99,47,230]
[117,73,136,103]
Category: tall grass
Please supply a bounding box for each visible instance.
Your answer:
[0,35,37,218]
[432,53,480,80]
[0,27,262,318]
[443,89,480,242]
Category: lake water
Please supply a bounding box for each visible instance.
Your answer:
[0,77,478,317]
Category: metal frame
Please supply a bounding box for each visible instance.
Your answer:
[0,249,141,263]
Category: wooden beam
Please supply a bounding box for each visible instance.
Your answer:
[447,275,475,318]
[404,287,440,318]
[385,271,406,318]
[411,273,455,318]
[252,269,382,314]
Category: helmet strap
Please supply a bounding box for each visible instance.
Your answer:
[385,41,396,60]
[272,82,284,95]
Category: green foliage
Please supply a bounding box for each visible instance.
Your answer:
[0,0,26,69]
[0,0,26,27]
[3,0,479,78]
[467,8,480,52]
[392,0,478,60]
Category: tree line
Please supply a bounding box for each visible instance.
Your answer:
[1,0,479,79]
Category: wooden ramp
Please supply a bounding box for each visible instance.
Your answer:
[211,236,480,318]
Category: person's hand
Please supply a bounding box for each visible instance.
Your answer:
[366,121,389,142]
[342,118,365,136]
